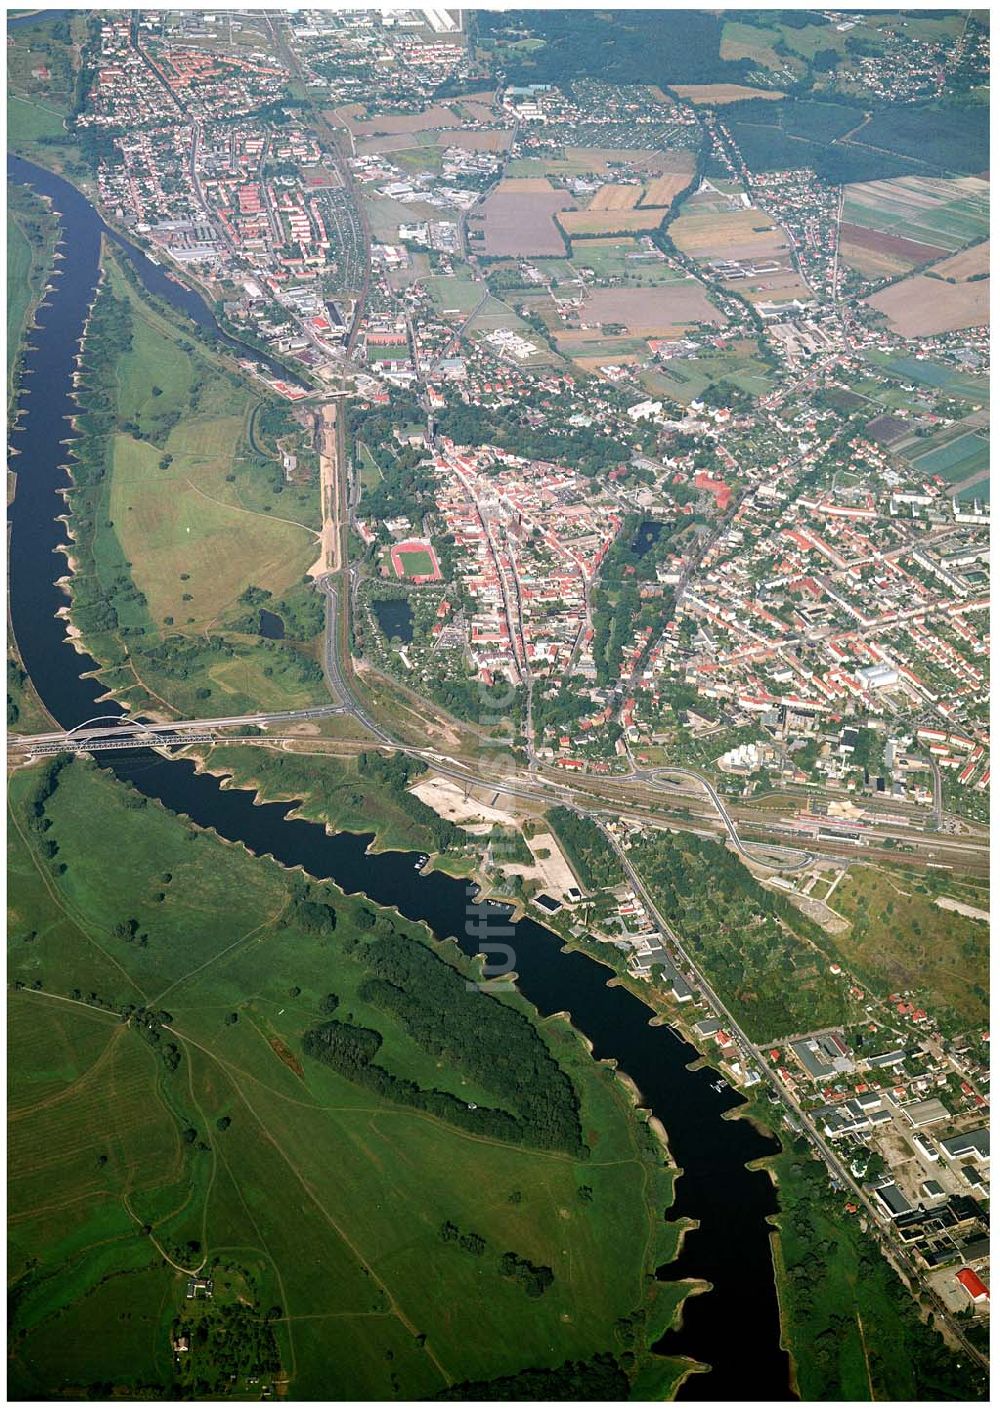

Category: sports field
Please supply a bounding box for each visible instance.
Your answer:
[8,758,690,1399]
[398,548,434,576]
[390,539,441,580]
[424,274,483,314]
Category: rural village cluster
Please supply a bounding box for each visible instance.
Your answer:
[9,4,991,1388]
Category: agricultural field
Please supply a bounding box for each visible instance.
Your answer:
[8,757,689,1400]
[841,175,989,277]
[437,128,513,152]
[558,206,669,238]
[356,131,439,158]
[587,183,643,212]
[866,270,989,338]
[669,206,789,262]
[640,171,693,207]
[506,147,694,180]
[671,83,784,105]
[932,240,989,281]
[908,429,990,485]
[827,865,988,1026]
[470,180,576,257]
[574,283,724,336]
[863,352,988,405]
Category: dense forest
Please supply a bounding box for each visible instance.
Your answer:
[436,403,634,481]
[358,751,468,855]
[631,831,848,1041]
[304,913,585,1154]
[720,94,988,182]
[439,1352,629,1400]
[591,515,681,687]
[352,393,434,525]
[547,807,619,893]
[478,10,750,88]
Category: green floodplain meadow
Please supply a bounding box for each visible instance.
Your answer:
[8,755,691,1399]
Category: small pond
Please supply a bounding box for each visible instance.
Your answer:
[373,597,414,644]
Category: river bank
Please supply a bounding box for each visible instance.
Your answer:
[7,182,60,414]
[6,149,794,1401]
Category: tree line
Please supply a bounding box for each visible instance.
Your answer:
[304,913,585,1155]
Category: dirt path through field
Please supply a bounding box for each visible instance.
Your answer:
[309,402,342,577]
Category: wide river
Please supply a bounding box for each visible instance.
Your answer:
[7,150,793,1402]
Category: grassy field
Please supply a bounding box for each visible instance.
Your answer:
[188,742,455,856]
[8,92,70,147]
[424,274,483,314]
[69,252,326,718]
[643,340,777,404]
[356,440,383,490]
[570,237,689,283]
[826,865,988,1026]
[720,18,796,72]
[8,757,690,1399]
[396,548,436,577]
[7,214,33,390]
[7,654,54,735]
